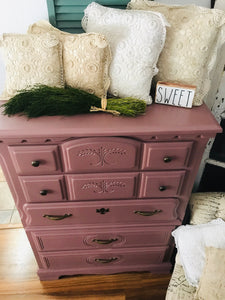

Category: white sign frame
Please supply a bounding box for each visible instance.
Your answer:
[155,81,196,108]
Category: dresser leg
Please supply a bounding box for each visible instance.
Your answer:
[37,269,60,281]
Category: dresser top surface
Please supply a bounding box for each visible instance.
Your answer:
[0,103,221,138]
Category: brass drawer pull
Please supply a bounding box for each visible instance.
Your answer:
[134,209,162,216]
[159,186,166,191]
[43,213,72,221]
[92,238,118,245]
[163,156,172,163]
[40,190,48,196]
[95,257,118,264]
[31,160,40,167]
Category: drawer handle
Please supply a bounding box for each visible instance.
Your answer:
[92,238,118,245]
[95,257,118,264]
[43,213,72,221]
[40,190,48,196]
[134,210,162,216]
[159,186,167,191]
[163,156,172,163]
[96,208,110,215]
[31,160,40,167]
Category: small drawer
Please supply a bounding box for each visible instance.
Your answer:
[38,246,168,270]
[61,137,141,173]
[141,141,193,170]
[28,226,175,252]
[139,171,185,198]
[8,145,61,175]
[66,173,138,201]
[23,198,179,227]
[19,175,67,203]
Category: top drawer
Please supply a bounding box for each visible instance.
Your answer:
[141,141,193,170]
[61,137,141,173]
[8,145,61,175]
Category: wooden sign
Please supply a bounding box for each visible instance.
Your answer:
[155,81,196,108]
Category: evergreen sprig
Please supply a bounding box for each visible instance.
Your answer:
[1,85,146,118]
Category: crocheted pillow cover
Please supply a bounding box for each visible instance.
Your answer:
[28,20,111,99]
[0,33,64,100]
[127,0,225,106]
[82,2,169,104]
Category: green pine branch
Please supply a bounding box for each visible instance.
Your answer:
[1,85,146,118]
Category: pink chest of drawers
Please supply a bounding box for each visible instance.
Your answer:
[0,104,221,280]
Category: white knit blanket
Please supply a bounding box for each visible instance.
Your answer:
[172,218,225,287]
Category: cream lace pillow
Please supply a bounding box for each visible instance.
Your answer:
[128,0,225,106]
[0,33,64,100]
[28,20,111,98]
[82,2,169,104]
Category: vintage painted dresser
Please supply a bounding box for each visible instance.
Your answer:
[0,103,221,280]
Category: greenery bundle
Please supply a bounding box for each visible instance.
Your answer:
[1,85,146,118]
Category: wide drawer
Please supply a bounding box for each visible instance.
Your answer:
[19,175,67,203]
[139,171,185,198]
[141,141,193,170]
[66,173,138,201]
[23,198,179,227]
[60,137,141,173]
[27,225,175,251]
[38,246,168,270]
[8,145,61,175]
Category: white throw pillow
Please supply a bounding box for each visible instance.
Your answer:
[82,2,169,104]
[172,218,225,287]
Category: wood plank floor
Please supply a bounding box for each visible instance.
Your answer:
[0,228,171,300]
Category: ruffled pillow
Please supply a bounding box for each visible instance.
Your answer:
[0,33,64,100]
[28,20,111,98]
[82,2,169,104]
[127,0,225,106]
[172,218,225,287]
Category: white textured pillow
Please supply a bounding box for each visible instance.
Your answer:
[28,20,111,99]
[0,33,64,100]
[128,0,225,106]
[172,218,225,287]
[82,2,169,104]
